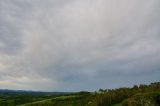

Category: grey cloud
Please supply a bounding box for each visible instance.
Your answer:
[0,0,160,91]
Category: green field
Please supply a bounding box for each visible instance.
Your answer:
[19,95,92,106]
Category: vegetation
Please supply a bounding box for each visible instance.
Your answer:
[92,82,160,106]
[0,82,159,106]
[121,92,160,106]
[19,94,92,106]
[0,90,69,106]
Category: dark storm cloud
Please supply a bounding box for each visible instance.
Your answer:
[0,0,160,91]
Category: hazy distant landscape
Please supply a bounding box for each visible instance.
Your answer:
[0,82,159,106]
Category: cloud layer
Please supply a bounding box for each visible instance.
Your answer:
[0,0,160,91]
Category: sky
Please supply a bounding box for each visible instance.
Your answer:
[0,0,160,92]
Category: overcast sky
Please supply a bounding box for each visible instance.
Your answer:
[0,0,160,91]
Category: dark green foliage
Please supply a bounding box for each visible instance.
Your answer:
[91,82,160,106]
[0,91,67,106]
[92,88,132,106]
[0,82,159,106]
[122,92,160,106]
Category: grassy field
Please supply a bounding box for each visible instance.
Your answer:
[19,94,92,106]
[112,103,122,106]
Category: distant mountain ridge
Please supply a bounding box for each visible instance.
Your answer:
[0,89,71,95]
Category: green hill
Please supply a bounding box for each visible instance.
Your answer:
[0,82,160,106]
[121,92,160,106]
[19,94,93,106]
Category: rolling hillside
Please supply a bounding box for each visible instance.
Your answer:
[0,82,160,106]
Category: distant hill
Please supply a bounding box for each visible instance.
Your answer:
[0,82,160,106]
[0,89,72,106]
[0,89,71,95]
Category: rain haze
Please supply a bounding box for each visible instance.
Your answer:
[0,0,160,91]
